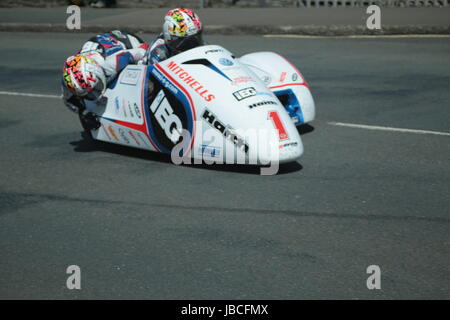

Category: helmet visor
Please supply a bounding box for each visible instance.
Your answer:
[168,31,203,54]
[84,80,105,101]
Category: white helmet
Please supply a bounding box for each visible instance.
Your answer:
[63,55,106,101]
[163,8,203,54]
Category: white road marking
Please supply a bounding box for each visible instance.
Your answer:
[328,122,450,137]
[346,35,450,39]
[2,90,449,137]
[0,91,61,99]
[264,34,450,39]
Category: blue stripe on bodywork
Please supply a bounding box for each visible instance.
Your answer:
[145,65,194,154]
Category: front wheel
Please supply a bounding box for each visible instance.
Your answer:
[78,111,98,140]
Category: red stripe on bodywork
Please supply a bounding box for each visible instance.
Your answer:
[275,53,309,88]
[112,66,160,152]
[269,83,307,90]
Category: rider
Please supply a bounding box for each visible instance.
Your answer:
[148,8,204,65]
[61,30,149,117]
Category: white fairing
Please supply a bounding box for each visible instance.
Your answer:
[86,45,309,164]
[86,66,156,151]
[239,52,315,124]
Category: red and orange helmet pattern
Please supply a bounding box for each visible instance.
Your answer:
[62,55,106,99]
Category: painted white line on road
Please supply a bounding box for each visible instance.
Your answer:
[2,90,449,138]
[263,35,328,39]
[346,35,450,39]
[0,91,61,99]
[264,34,450,39]
[328,122,450,137]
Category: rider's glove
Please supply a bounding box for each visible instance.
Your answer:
[64,96,85,113]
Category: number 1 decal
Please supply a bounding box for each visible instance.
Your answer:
[268,111,289,141]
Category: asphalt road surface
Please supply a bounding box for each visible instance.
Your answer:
[0,32,449,299]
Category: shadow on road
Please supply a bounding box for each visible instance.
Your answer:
[298,124,315,135]
[70,131,171,163]
[181,160,302,175]
[70,131,303,175]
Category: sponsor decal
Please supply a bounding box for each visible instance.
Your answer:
[231,76,253,86]
[134,102,142,119]
[248,100,278,109]
[219,58,233,66]
[152,67,179,95]
[136,132,151,147]
[292,73,298,81]
[205,49,224,54]
[107,125,119,141]
[202,109,249,154]
[148,79,195,154]
[118,127,130,144]
[128,130,141,146]
[120,68,141,86]
[233,87,256,101]
[122,99,127,117]
[261,75,271,85]
[199,144,221,158]
[165,61,215,102]
[127,101,134,118]
[279,141,298,149]
[279,72,287,83]
[100,123,112,141]
[150,90,183,144]
[255,91,274,98]
[114,97,120,114]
